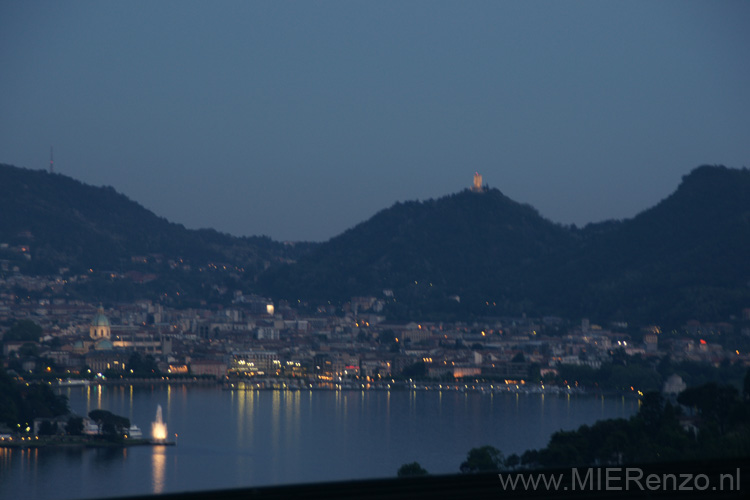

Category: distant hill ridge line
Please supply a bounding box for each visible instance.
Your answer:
[2,162,749,325]
[1,162,743,241]
[259,164,750,324]
[0,162,314,294]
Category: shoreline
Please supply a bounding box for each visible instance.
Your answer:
[54,377,217,387]
[0,437,176,449]
[51,378,639,398]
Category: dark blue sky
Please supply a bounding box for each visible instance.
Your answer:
[1,1,748,241]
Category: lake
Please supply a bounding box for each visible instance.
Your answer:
[0,384,638,499]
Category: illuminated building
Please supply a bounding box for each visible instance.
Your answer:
[471,172,484,192]
[89,307,111,340]
[230,351,280,375]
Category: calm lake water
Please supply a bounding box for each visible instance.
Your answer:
[0,384,638,500]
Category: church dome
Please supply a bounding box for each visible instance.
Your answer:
[91,309,110,327]
[90,307,111,340]
[94,339,114,351]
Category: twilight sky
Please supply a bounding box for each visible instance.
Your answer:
[1,1,748,242]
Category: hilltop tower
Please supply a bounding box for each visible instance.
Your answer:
[471,172,484,192]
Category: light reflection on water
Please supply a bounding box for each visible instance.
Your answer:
[3,386,638,500]
[152,446,166,494]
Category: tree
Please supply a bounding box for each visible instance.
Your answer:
[18,342,39,358]
[678,383,738,435]
[401,362,427,379]
[520,449,540,469]
[4,320,43,342]
[66,416,84,436]
[637,391,666,433]
[0,368,68,428]
[38,420,56,436]
[18,383,68,422]
[88,409,130,441]
[127,352,160,375]
[511,352,525,363]
[503,453,521,470]
[0,372,20,426]
[397,462,428,477]
[460,445,504,473]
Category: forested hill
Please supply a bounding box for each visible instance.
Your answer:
[3,162,749,324]
[260,165,750,324]
[260,186,575,313]
[0,163,313,282]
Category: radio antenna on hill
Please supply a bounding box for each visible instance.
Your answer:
[49,146,54,173]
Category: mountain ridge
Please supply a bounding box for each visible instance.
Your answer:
[2,162,749,325]
[0,163,314,305]
[260,165,750,324]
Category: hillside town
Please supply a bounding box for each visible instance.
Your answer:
[3,263,750,392]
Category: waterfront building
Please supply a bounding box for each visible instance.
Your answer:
[230,351,280,376]
[190,359,227,378]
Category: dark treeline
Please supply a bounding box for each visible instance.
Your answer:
[398,372,750,476]
[0,367,135,442]
[554,354,749,393]
[0,367,68,431]
[454,373,750,474]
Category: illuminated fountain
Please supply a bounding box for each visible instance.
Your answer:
[151,405,167,442]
